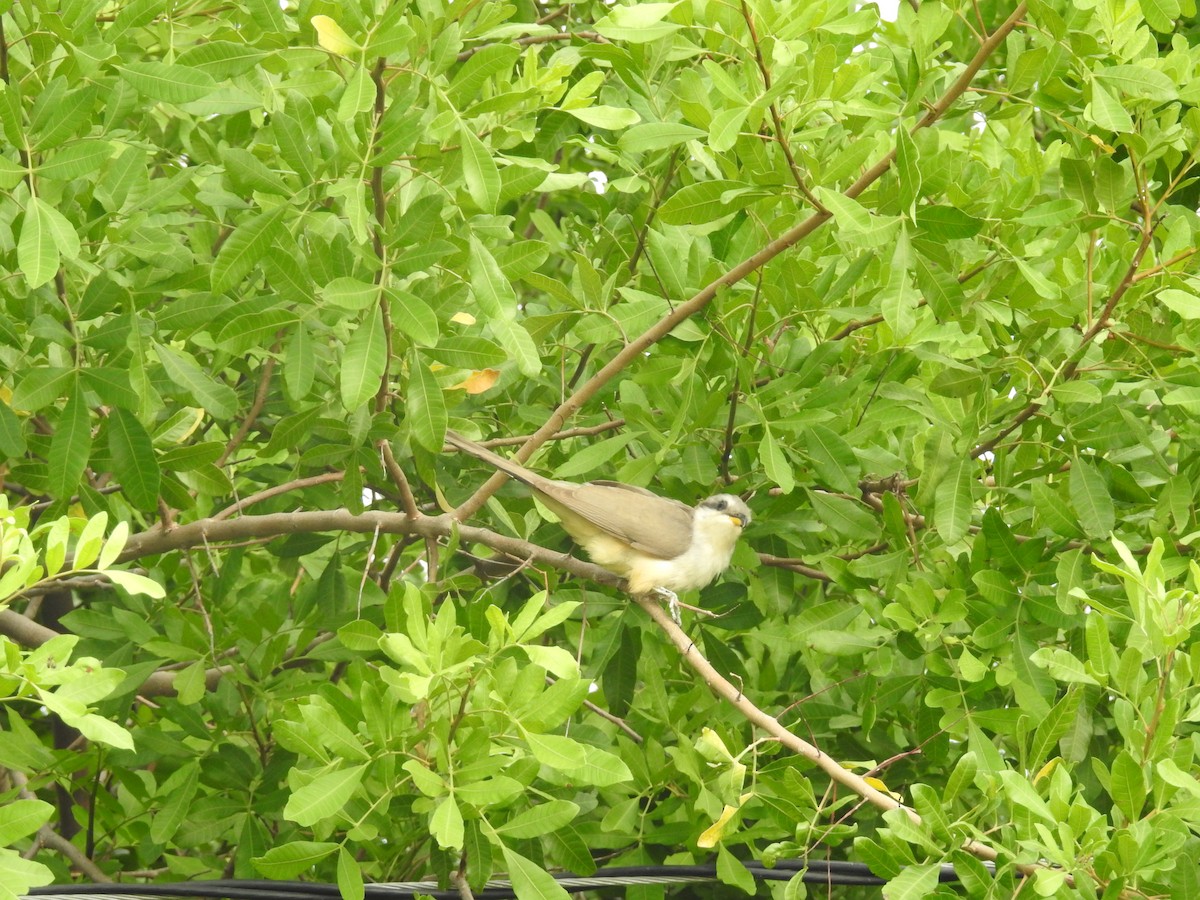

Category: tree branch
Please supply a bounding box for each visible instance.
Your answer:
[633,593,1057,881]
[453,3,1028,519]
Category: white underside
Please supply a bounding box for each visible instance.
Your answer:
[576,506,743,595]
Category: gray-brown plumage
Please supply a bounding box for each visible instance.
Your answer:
[446,430,750,598]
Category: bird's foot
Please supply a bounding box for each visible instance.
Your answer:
[649,587,717,624]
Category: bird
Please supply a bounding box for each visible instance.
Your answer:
[445,430,751,620]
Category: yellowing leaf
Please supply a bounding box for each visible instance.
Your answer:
[450,369,500,394]
[863,775,902,800]
[450,311,476,325]
[312,15,358,55]
[1034,758,1060,784]
[697,804,739,848]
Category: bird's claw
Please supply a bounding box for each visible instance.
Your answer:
[651,587,682,625]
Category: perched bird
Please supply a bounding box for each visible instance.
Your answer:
[446,430,751,618]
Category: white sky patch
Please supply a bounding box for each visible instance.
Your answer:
[874,0,900,21]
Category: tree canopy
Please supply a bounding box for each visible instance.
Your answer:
[3,0,1200,898]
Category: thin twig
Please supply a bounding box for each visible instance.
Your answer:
[971,212,1154,459]
[213,472,347,520]
[455,31,606,62]
[740,0,823,209]
[217,355,276,467]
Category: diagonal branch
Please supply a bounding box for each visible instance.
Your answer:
[635,593,1060,882]
[970,222,1154,459]
[454,3,1027,519]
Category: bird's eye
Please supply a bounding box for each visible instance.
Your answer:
[715,499,727,510]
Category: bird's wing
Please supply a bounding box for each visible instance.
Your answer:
[537,480,695,559]
[446,430,695,558]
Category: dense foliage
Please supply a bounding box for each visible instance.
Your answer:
[3,0,1200,897]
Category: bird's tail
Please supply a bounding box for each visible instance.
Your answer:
[444,430,541,487]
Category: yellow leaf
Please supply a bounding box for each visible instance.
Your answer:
[863,776,902,801]
[312,15,359,55]
[451,369,500,394]
[450,311,476,325]
[697,804,739,848]
[1034,758,1059,784]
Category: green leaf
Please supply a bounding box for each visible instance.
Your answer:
[716,844,756,894]
[429,336,507,369]
[406,356,446,452]
[810,491,877,540]
[106,408,160,510]
[0,848,54,895]
[659,180,760,225]
[563,105,640,129]
[430,795,464,850]
[74,512,109,570]
[12,368,75,413]
[37,140,116,181]
[337,848,365,900]
[816,188,873,233]
[524,732,586,770]
[1158,288,1200,319]
[387,289,440,347]
[284,765,367,826]
[155,344,239,418]
[934,456,972,542]
[340,306,387,411]
[618,122,705,153]
[118,62,217,103]
[49,377,91,501]
[520,644,579,679]
[499,846,572,900]
[70,713,134,750]
[448,44,520,104]
[338,65,376,121]
[149,762,200,844]
[0,400,26,457]
[594,2,683,41]
[460,124,499,213]
[468,236,517,315]
[1087,80,1133,132]
[760,428,795,494]
[496,800,580,839]
[211,205,288,294]
[1070,455,1115,538]
[0,799,53,846]
[1110,750,1147,822]
[882,862,941,900]
[708,106,748,153]
[1029,647,1099,685]
[284,323,316,401]
[105,570,166,599]
[1094,64,1177,101]
[253,841,339,879]
[489,317,541,377]
[19,197,59,289]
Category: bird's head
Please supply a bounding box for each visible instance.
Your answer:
[697,494,752,531]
